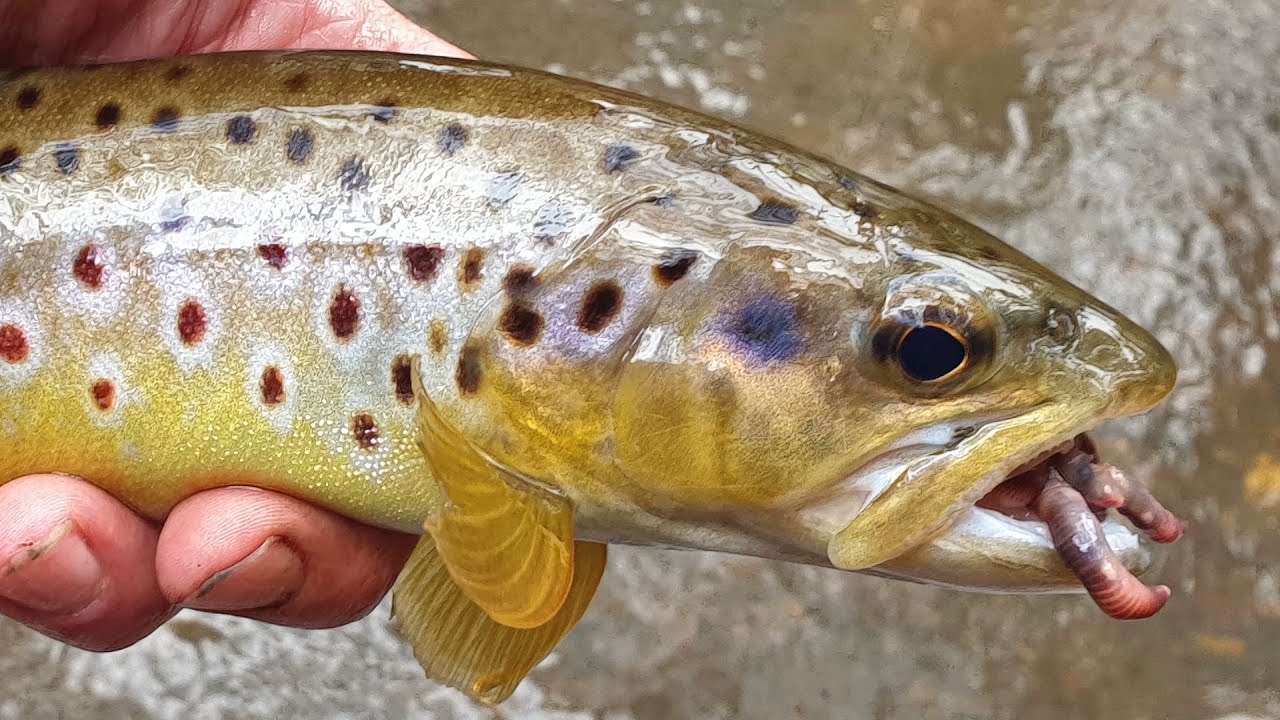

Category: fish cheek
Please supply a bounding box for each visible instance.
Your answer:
[611,261,862,509]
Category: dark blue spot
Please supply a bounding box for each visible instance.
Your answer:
[340,157,371,192]
[439,123,468,156]
[370,100,397,123]
[287,127,314,164]
[726,296,803,363]
[55,144,80,175]
[161,216,191,233]
[749,201,801,225]
[603,144,640,173]
[226,115,257,144]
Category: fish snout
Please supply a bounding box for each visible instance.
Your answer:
[1076,306,1177,419]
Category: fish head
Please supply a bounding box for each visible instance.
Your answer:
[446,182,1176,596]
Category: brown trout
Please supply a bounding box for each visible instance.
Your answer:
[0,51,1181,703]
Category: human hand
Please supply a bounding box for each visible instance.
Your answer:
[0,0,470,651]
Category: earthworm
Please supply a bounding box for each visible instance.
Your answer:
[1032,471,1172,620]
[1055,449,1125,509]
[1087,463,1185,544]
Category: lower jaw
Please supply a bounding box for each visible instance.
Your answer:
[869,503,1150,594]
[874,431,1182,619]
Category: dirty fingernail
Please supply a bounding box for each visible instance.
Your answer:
[0,520,104,615]
[184,536,303,612]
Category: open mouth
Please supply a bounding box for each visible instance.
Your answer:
[974,432,1184,619]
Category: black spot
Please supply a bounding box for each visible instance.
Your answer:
[438,123,468,156]
[55,144,80,175]
[653,250,698,287]
[0,146,19,177]
[370,100,397,123]
[576,280,624,334]
[95,103,121,130]
[151,107,180,133]
[727,296,803,363]
[836,175,860,192]
[339,157,371,192]
[456,342,484,396]
[749,201,801,225]
[603,144,640,173]
[285,72,309,92]
[851,199,876,220]
[392,355,415,406]
[165,65,192,83]
[461,248,484,287]
[226,115,258,144]
[503,265,538,296]
[646,194,677,208]
[287,127,314,164]
[499,302,545,347]
[16,87,40,110]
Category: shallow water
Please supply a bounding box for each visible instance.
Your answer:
[3,0,1279,718]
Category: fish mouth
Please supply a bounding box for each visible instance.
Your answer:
[977,432,1182,617]
[868,430,1184,620]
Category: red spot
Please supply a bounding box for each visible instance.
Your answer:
[90,379,115,411]
[257,243,289,270]
[404,245,445,283]
[0,324,29,363]
[352,413,380,450]
[177,299,207,346]
[329,285,361,340]
[260,366,285,405]
[73,244,106,289]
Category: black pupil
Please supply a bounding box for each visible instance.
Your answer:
[898,325,967,381]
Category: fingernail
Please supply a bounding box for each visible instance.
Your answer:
[184,536,304,612]
[0,520,104,615]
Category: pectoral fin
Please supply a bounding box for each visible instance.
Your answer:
[412,358,579,629]
[391,536,607,704]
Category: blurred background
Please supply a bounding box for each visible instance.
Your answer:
[3,0,1278,717]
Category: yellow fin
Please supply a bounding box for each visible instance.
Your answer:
[391,536,607,704]
[412,358,577,629]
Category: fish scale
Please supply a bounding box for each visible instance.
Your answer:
[0,52,661,530]
[0,51,1181,704]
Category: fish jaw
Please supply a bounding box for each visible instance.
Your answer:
[868,494,1153,595]
[805,404,1176,603]
[824,401,1098,572]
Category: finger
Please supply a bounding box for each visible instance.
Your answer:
[156,487,418,628]
[197,0,474,59]
[0,474,175,651]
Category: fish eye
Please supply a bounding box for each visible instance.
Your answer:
[865,292,995,395]
[896,323,969,382]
